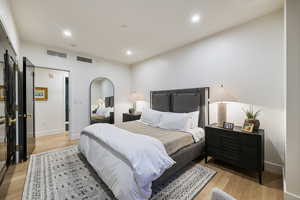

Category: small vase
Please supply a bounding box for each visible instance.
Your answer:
[129,108,135,114]
[245,118,260,132]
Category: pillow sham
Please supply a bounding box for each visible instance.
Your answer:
[140,109,162,126]
[188,111,199,129]
[96,107,113,117]
[158,112,191,132]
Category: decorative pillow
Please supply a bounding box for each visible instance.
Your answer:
[187,111,199,129]
[96,107,113,117]
[158,112,191,132]
[140,109,162,126]
[96,107,105,116]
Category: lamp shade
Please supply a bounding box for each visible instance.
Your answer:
[129,92,145,102]
[210,85,238,103]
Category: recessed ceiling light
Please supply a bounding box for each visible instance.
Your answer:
[63,30,72,37]
[191,14,201,24]
[126,50,132,56]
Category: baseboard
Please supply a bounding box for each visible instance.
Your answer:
[264,161,283,174]
[70,133,80,140]
[285,191,300,200]
[36,129,66,137]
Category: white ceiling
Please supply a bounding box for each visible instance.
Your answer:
[10,0,283,65]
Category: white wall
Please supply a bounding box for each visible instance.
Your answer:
[20,41,131,139]
[0,0,19,55]
[131,11,284,172]
[35,68,68,136]
[285,0,300,199]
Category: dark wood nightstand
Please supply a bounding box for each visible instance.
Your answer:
[122,113,141,122]
[205,124,265,184]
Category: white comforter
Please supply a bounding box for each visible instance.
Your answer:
[79,123,175,200]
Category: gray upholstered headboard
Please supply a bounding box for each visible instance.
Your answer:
[105,96,114,107]
[150,88,209,128]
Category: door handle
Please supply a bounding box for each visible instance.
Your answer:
[0,119,5,125]
[8,117,16,126]
[23,114,32,118]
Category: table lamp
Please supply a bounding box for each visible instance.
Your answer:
[210,85,238,127]
[129,92,144,113]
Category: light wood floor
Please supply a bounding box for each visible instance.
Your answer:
[0,133,283,200]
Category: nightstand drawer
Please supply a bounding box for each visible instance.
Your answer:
[206,146,221,158]
[241,135,258,147]
[220,135,240,150]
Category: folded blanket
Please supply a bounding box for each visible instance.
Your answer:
[82,123,175,199]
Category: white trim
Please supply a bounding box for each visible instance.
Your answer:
[285,191,300,200]
[70,132,80,140]
[36,129,66,137]
[264,160,283,174]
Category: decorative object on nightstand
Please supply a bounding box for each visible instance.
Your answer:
[210,84,238,127]
[223,122,234,130]
[205,124,265,184]
[123,113,141,122]
[129,92,144,114]
[242,105,261,132]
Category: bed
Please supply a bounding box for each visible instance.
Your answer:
[80,87,209,200]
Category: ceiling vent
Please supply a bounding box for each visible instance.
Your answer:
[47,50,67,58]
[76,56,93,63]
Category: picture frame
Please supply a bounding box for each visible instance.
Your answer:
[241,121,254,133]
[35,87,48,101]
[223,122,234,130]
[0,85,5,101]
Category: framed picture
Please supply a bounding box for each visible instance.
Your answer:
[242,121,254,133]
[0,85,5,101]
[35,87,48,101]
[223,122,234,130]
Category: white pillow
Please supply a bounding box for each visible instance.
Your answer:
[158,112,191,132]
[140,109,162,126]
[96,107,105,115]
[187,111,199,129]
[96,107,113,117]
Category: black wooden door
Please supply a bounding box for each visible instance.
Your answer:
[0,49,7,182]
[4,51,17,165]
[20,57,35,161]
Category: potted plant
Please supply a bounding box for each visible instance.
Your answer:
[242,105,261,132]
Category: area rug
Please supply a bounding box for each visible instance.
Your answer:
[22,145,216,200]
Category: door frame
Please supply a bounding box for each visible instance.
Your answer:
[34,66,71,137]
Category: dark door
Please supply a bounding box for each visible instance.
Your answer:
[4,51,17,165]
[0,50,7,182]
[65,76,69,131]
[22,57,35,160]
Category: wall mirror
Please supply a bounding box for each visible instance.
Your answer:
[90,77,114,124]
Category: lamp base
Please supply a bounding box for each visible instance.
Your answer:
[217,103,227,127]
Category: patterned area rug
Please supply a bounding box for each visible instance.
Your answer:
[22,145,216,200]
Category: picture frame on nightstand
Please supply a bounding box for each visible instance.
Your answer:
[241,122,254,133]
[223,122,234,130]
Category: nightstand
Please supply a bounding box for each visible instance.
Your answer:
[122,113,141,122]
[205,124,264,184]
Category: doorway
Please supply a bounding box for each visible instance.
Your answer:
[34,67,70,137]
[0,23,18,184]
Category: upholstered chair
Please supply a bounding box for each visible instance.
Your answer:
[211,188,237,200]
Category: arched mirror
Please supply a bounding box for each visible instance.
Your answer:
[90,77,114,124]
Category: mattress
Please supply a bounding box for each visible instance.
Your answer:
[91,114,106,120]
[116,121,195,155]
